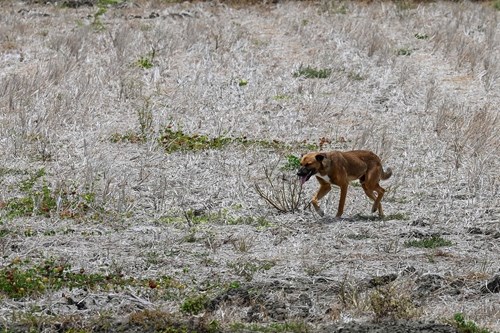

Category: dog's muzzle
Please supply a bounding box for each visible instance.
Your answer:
[297,167,316,185]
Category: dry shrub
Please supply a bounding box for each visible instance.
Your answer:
[338,275,419,321]
[254,166,304,214]
[369,283,420,321]
[338,277,369,313]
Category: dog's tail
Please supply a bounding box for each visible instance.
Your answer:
[381,167,392,180]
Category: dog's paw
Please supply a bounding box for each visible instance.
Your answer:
[315,208,325,217]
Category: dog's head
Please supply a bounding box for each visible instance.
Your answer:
[297,152,326,185]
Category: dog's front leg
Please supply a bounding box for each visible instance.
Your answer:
[335,184,348,218]
[312,182,331,217]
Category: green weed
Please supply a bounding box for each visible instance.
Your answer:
[493,0,500,10]
[159,127,232,153]
[281,154,301,171]
[293,66,331,79]
[91,0,122,30]
[180,294,208,315]
[452,313,491,333]
[137,55,154,69]
[415,32,429,40]
[114,122,318,153]
[0,259,134,299]
[2,170,96,219]
[92,7,107,30]
[404,235,453,249]
[396,47,412,56]
[136,49,156,69]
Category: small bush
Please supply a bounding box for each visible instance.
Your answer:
[369,285,418,321]
[180,294,208,315]
[254,167,304,213]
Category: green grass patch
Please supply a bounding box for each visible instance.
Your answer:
[493,0,500,10]
[0,259,135,299]
[158,126,318,154]
[112,122,319,153]
[180,294,208,315]
[159,127,233,153]
[293,66,331,79]
[281,154,301,171]
[396,47,412,56]
[158,209,273,230]
[415,32,429,40]
[2,169,96,219]
[137,55,154,69]
[451,313,492,333]
[404,235,452,249]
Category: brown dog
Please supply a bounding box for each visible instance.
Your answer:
[297,150,392,218]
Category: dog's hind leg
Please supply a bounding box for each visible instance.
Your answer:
[372,184,386,217]
[362,180,385,217]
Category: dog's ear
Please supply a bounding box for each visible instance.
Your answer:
[315,153,326,162]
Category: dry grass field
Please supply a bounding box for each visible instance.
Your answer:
[0,0,499,332]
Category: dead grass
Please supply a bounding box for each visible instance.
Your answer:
[0,0,499,332]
